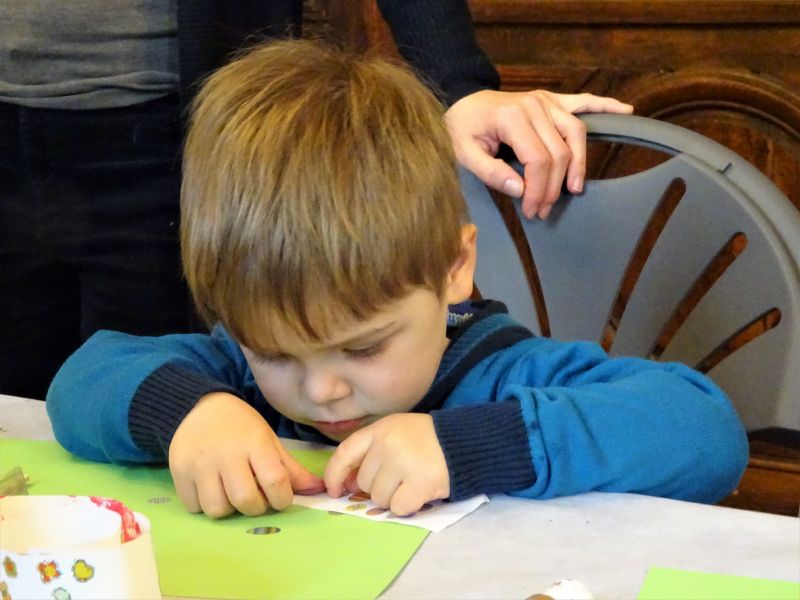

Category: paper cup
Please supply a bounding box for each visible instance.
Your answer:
[0,496,160,600]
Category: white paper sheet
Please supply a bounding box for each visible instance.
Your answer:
[293,491,489,532]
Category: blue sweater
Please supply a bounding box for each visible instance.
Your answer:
[47,300,748,504]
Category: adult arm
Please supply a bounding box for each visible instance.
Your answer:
[376,0,633,218]
[376,0,498,105]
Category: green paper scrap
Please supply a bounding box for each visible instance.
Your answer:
[638,567,800,600]
[0,438,427,600]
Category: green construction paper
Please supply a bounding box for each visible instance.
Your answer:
[638,567,800,600]
[0,438,427,599]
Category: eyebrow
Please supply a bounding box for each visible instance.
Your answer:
[331,321,401,348]
[250,320,403,358]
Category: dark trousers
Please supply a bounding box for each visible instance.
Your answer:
[0,94,197,399]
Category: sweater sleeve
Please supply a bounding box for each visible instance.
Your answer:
[377,0,500,105]
[46,326,263,464]
[432,337,749,504]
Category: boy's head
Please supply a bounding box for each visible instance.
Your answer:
[181,39,476,437]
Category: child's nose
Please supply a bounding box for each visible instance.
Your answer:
[303,367,350,405]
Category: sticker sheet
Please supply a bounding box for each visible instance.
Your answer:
[294,490,489,533]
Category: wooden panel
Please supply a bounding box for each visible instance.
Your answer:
[720,434,800,517]
[720,466,800,516]
[312,0,800,209]
[469,0,800,24]
[469,2,800,208]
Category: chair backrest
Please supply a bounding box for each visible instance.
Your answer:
[460,114,800,431]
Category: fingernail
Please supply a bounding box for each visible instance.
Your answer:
[503,178,524,197]
[572,176,583,193]
[539,205,552,220]
[296,483,325,495]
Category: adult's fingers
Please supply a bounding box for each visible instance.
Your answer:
[516,96,574,217]
[455,136,525,200]
[495,101,563,218]
[557,92,634,115]
[545,107,587,202]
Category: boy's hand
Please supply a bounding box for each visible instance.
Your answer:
[324,414,450,516]
[169,392,325,518]
[445,90,633,220]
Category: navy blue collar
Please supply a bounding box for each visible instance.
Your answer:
[413,300,533,413]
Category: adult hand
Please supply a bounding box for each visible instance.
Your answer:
[324,413,449,516]
[445,90,633,219]
[169,392,325,518]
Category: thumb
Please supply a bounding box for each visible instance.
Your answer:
[457,139,524,198]
[279,446,326,495]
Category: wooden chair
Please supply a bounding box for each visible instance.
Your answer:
[460,113,800,514]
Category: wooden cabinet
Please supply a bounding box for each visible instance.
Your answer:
[306,0,800,516]
[720,433,800,516]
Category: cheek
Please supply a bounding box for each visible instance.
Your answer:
[366,339,443,406]
[250,364,296,416]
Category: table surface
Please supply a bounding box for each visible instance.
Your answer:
[2,393,798,599]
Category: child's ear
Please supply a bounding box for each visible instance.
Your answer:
[445,224,478,304]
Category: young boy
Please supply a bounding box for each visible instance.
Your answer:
[47,40,748,519]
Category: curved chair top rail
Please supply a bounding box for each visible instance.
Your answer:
[580,114,800,266]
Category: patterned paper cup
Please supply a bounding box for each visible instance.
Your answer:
[0,495,160,600]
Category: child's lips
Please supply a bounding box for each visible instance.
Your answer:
[312,418,366,436]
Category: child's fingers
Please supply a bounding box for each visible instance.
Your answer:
[389,482,427,517]
[343,469,361,493]
[352,448,383,495]
[196,472,236,518]
[220,461,269,517]
[368,469,402,510]
[250,446,297,511]
[172,473,202,514]
[275,444,326,494]
[324,429,373,497]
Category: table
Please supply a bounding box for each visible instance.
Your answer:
[2,394,798,599]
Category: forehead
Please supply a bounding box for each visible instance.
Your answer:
[241,288,440,357]
[245,302,394,357]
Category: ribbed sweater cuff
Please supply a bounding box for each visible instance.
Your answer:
[432,401,535,500]
[129,363,240,459]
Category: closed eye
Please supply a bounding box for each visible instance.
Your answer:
[344,342,385,360]
[255,352,293,365]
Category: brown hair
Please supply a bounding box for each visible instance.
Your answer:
[181,39,467,352]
